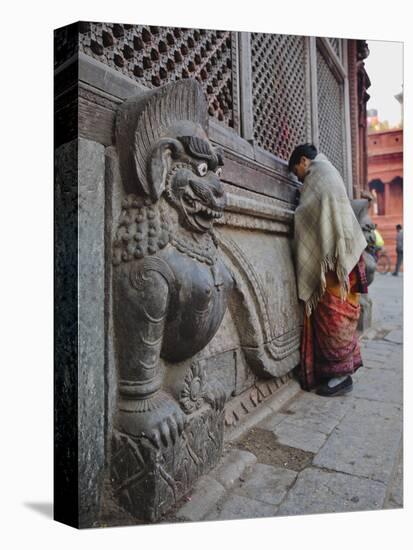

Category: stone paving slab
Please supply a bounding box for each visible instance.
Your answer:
[384,330,403,344]
[212,449,257,490]
[267,420,328,453]
[231,463,297,506]
[225,380,302,442]
[352,362,402,404]
[276,467,387,516]
[260,391,349,428]
[363,340,399,353]
[205,493,278,522]
[258,391,350,453]
[313,398,402,483]
[362,355,400,370]
[362,347,401,371]
[362,339,399,352]
[361,351,391,365]
[175,476,226,522]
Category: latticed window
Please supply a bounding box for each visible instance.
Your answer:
[72,24,351,185]
[250,33,309,161]
[79,23,237,129]
[316,48,346,177]
[327,38,341,60]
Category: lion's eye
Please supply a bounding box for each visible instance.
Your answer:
[215,167,223,177]
[196,163,208,177]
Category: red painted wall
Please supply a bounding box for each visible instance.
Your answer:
[368,129,403,270]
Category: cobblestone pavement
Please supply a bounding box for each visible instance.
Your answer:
[172,272,403,523]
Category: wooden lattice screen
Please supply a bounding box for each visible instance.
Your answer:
[250,33,309,161]
[316,48,346,177]
[79,23,238,129]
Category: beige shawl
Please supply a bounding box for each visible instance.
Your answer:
[293,153,367,316]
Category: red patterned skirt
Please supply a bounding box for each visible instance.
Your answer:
[300,267,364,391]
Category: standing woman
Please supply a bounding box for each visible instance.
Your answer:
[289,144,368,396]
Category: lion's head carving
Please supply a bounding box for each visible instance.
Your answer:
[115,80,225,242]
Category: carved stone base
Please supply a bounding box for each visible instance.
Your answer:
[111,405,224,522]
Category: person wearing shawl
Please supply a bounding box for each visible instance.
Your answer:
[289,144,368,396]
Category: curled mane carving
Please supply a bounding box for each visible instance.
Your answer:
[116,79,209,196]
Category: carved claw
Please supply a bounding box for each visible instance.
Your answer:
[204,380,226,411]
[149,429,161,449]
[118,392,186,449]
[149,404,186,449]
[118,391,187,450]
[167,415,178,444]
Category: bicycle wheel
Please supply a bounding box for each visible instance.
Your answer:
[376,253,391,274]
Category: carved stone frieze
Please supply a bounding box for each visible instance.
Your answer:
[179,362,206,413]
[111,405,224,522]
[224,372,295,430]
[215,231,301,378]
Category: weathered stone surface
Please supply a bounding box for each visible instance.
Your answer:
[205,493,278,521]
[368,274,403,329]
[362,340,398,354]
[226,405,275,441]
[259,390,350,453]
[112,406,224,523]
[361,342,398,367]
[361,352,389,366]
[199,349,237,401]
[219,225,301,378]
[78,138,106,527]
[225,379,301,440]
[384,329,403,344]
[269,421,328,454]
[313,398,402,483]
[175,476,226,522]
[54,138,106,528]
[212,449,257,489]
[110,80,232,521]
[277,468,387,516]
[352,361,402,404]
[232,463,297,506]
[104,147,123,455]
[55,139,79,527]
[258,412,287,431]
[266,380,302,413]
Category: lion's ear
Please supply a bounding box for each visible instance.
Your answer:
[148,138,185,201]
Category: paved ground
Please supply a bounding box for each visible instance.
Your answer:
[172,272,403,523]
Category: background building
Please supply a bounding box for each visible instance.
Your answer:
[368,128,403,267]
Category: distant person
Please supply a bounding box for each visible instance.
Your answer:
[373,224,384,260]
[289,144,368,397]
[392,224,403,276]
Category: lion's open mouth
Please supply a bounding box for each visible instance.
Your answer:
[183,192,223,223]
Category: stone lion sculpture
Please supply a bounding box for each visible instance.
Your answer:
[112,79,233,454]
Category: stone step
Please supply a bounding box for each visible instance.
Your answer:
[175,449,257,522]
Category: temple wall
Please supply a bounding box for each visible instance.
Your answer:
[54,23,359,527]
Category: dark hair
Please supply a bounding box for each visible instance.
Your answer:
[396,224,402,230]
[288,143,318,172]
